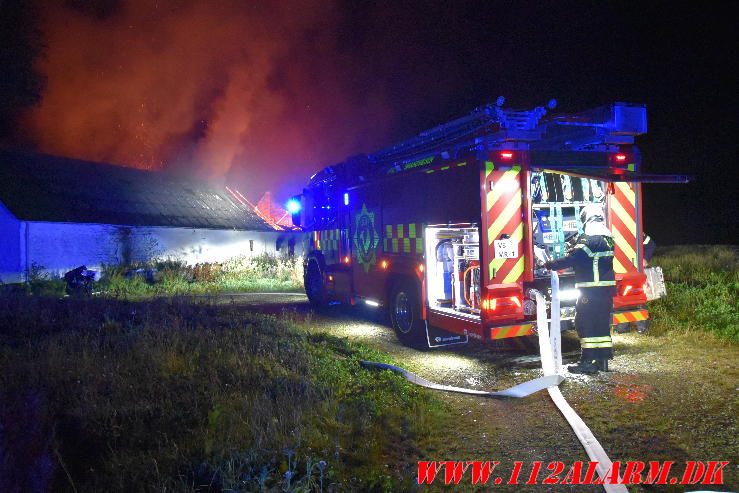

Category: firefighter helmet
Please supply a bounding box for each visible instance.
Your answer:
[580,203,605,224]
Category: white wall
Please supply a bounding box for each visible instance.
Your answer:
[0,201,21,283]
[16,221,305,280]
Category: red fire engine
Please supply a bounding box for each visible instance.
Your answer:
[292,100,688,347]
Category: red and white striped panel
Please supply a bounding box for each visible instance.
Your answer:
[609,182,639,273]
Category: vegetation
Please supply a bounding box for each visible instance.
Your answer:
[0,254,304,299]
[0,295,444,491]
[649,245,738,342]
[98,254,305,296]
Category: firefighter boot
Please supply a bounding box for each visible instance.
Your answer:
[596,358,610,372]
[567,359,599,375]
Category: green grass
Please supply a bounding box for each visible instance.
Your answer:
[649,245,738,342]
[0,296,444,491]
[6,254,305,299]
[98,254,305,297]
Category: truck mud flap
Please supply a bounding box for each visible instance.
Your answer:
[424,321,469,348]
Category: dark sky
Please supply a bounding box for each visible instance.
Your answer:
[3,0,736,244]
[334,1,737,245]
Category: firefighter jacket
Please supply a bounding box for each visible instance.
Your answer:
[548,234,616,291]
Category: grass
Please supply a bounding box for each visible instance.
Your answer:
[98,254,305,297]
[0,254,305,299]
[648,245,738,342]
[0,295,445,491]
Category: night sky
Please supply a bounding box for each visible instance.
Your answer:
[1,0,736,244]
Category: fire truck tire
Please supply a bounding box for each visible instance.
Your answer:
[304,258,326,307]
[635,319,649,334]
[614,322,631,334]
[389,280,426,347]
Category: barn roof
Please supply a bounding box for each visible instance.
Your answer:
[0,150,274,231]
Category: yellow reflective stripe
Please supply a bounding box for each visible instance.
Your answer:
[576,244,594,256]
[502,256,525,283]
[613,313,628,323]
[386,224,392,237]
[409,223,416,237]
[613,231,637,265]
[582,336,612,342]
[616,182,636,207]
[397,224,403,238]
[576,281,616,287]
[613,256,626,273]
[610,191,636,234]
[592,257,599,282]
[485,160,495,178]
[582,342,614,348]
[510,221,524,243]
[488,222,523,274]
[487,193,522,243]
[403,238,411,253]
[486,168,520,212]
[516,324,533,336]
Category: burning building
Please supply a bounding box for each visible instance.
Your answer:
[0,150,303,283]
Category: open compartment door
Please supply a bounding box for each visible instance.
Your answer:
[532,166,690,273]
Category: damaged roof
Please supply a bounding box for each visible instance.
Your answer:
[0,150,274,231]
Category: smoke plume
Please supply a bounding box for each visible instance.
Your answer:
[24,0,393,199]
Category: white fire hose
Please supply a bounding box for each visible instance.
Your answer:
[361,271,627,492]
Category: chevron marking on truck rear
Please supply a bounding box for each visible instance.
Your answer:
[485,162,523,284]
[612,309,648,324]
[609,182,638,273]
[490,323,533,339]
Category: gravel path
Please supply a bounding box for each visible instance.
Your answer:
[200,293,739,491]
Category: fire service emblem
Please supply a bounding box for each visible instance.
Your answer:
[354,203,379,273]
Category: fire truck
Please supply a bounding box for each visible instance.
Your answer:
[292,100,688,347]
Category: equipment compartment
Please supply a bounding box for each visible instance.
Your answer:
[424,225,481,319]
[530,171,609,278]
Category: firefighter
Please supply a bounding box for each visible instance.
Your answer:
[545,204,616,374]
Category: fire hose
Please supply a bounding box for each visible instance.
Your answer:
[361,271,628,492]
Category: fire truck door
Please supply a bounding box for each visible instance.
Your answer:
[349,191,383,300]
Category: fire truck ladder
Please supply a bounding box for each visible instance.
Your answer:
[368,97,554,170]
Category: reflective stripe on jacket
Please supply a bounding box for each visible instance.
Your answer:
[549,234,616,288]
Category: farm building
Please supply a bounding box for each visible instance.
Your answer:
[0,150,304,283]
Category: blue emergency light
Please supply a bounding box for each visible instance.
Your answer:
[286,199,301,214]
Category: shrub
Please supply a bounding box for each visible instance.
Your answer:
[649,245,738,342]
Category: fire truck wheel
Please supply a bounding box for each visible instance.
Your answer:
[614,322,631,334]
[305,259,326,307]
[390,280,426,347]
[635,319,649,334]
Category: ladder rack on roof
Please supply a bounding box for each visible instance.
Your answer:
[309,100,648,187]
[368,100,552,166]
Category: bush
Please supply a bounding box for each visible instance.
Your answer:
[649,245,738,342]
[94,254,304,298]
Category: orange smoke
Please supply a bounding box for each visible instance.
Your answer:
[24,0,393,198]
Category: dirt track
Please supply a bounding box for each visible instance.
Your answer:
[200,293,738,492]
